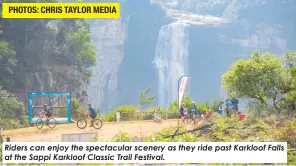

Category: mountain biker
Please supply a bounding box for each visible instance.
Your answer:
[87,104,97,127]
[192,101,198,117]
[218,101,224,115]
[205,106,212,118]
[43,104,52,125]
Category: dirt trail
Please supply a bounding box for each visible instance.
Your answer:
[4,119,192,142]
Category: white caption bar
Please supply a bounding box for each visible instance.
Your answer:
[2,142,287,164]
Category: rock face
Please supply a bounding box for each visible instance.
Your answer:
[87,0,296,112]
[87,18,129,110]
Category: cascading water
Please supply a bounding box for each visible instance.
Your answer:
[154,22,189,108]
[152,0,228,108]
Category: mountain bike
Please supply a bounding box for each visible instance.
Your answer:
[183,112,197,124]
[76,115,103,129]
[36,111,57,129]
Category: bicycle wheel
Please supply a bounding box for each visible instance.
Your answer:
[77,119,87,129]
[48,118,56,129]
[187,116,193,123]
[93,119,103,129]
[36,119,44,129]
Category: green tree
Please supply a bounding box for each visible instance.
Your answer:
[0,41,16,91]
[222,50,286,110]
[282,51,296,112]
[0,87,28,129]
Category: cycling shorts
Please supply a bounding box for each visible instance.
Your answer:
[45,112,52,117]
[90,114,97,119]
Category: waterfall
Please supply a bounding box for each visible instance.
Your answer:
[152,1,228,108]
[153,22,189,108]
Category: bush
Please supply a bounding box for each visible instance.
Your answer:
[0,88,28,129]
[112,131,132,142]
[103,105,140,122]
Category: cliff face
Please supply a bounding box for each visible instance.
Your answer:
[87,0,296,111]
[87,18,129,110]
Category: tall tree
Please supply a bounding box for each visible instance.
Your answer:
[222,50,286,110]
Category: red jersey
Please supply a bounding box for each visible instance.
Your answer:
[239,114,245,120]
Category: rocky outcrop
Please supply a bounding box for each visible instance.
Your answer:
[87,17,130,110]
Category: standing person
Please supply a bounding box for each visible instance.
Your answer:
[87,104,97,127]
[179,103,185,122]
[231,98,239,113]
[225,99,232,117]
[218,101,224,115]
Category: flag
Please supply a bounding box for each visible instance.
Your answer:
[178,75,189,109]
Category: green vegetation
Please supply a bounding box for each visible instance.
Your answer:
[222,50,296,116]
[0,0,96,127]
[0,1,295,163]
[139,86,156,109]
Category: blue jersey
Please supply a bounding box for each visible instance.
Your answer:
[226,102,232,108]
[193,105,197,113]
[89,107,96,116]
[218,105,223,111]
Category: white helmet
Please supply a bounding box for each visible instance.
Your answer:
[192,101,195,104]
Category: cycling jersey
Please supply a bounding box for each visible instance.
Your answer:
[193,105,197,114]
[89,107,97,117]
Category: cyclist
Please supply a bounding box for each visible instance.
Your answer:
[192,101,198,117]
[43,104,52,125]
[87,104,97,127]
[205,106,212,118]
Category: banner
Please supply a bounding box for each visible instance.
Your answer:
[178,75,189,109]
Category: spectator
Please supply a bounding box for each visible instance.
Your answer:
[238,111,246,120]
[218,101,224,115]
[225,99,233,117]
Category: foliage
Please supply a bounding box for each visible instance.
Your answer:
[0,88,28,129]
[139,86,156,108]
[282,51,296,112]
[0,41,16,91]
[112,131,132,142]
[222,50,296,114]
[103,105,140,122]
